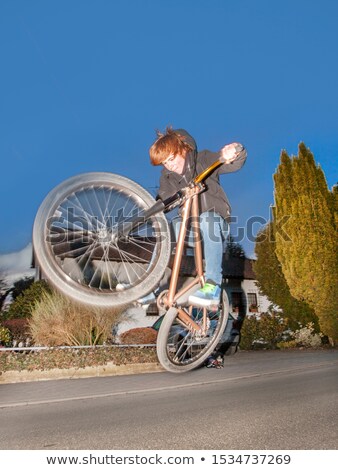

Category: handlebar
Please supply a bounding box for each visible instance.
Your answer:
[115,156,227,238]
[193,159,223,184]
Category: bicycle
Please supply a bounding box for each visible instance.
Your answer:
[33,156,231,372]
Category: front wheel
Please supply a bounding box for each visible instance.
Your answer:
[156,291,229,373]
[33,172,171,308]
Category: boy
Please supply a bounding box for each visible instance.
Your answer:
[149,127,247,308]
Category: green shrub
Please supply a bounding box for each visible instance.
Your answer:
[277,322,324,349]
[0,326,12,346]
[29,290,128,346]
[5,280,52,319]
[240,312,288,350]
[1,318,30,344]
[11,276,34,301]
[292,322,323,348]
[239,315,261,350]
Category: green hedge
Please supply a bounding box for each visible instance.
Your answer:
[240,312,288,350]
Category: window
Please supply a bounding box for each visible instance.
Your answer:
[146,302,159,316]
[247,293,258,312]
[231,292,243,314]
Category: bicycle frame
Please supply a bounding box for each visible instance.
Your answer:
[166,194,203,305]
[157,158,224,333]
[115,156,224,334]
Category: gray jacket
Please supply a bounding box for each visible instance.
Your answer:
[157,129,247,221]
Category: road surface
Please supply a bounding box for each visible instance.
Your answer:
[0,349,337,449]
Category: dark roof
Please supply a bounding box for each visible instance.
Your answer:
[222,256,256,280]
[169,254,256,280]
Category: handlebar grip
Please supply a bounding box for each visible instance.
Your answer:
[234,143,245,153]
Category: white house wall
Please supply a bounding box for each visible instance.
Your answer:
[241,279,272,314]
[223,278,272,318]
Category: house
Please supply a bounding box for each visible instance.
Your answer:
[221,255,272,318]
[32,233,272,337]
[145,252,271,318]
[113,253,273,339]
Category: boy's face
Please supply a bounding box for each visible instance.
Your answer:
[162,153,186,174]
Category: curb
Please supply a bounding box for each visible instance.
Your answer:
[0,362,164,384]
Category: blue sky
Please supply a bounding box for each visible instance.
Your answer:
[0,0,337,261]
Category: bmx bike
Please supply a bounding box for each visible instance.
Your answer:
[33,157,231,373]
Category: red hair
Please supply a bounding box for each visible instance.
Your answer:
[149,126,194,166]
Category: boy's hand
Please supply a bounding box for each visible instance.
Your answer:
[220,142,245,164]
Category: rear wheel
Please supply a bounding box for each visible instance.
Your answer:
[33,173,171,307]
[156,291,229,372]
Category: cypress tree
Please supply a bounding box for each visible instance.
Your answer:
[225,235,246,258]
[330,184,338,230]
[254,222,317,330]
[273,143,338,342]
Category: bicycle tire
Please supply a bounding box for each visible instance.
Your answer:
[156,290,229,373]
[33,172,171,307]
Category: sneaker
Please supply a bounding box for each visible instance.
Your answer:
[136,291,156,305]
[205,354,224,369]
[116,283,129,291]
[116,283,156,305]
[188,280,221,307]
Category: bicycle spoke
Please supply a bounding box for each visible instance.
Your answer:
[126,236,156,255]
[63,193,105,231]
[76,241,101,279]
[164,306,224,366]
[44,181,165,292]
[102,244,113,290]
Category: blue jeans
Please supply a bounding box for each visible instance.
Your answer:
[172,211,229,286]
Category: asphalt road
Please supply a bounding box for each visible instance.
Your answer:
[0,349,337,450]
